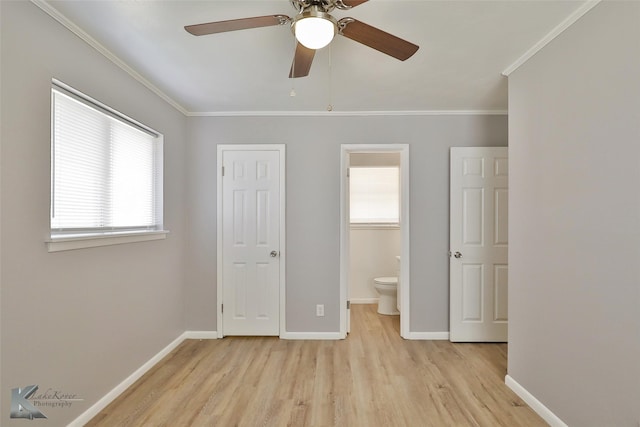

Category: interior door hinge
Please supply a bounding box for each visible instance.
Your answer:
[347,167,350,178]
[222,166,225,177]
[347,300,351,309]
[221,303,223,313]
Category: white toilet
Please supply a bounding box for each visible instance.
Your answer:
[374,276,399,315]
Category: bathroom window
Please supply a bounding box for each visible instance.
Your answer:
[350,167,400,225]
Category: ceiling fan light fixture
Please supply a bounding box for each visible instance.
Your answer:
[293,9,337,50]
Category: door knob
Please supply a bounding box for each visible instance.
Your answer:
[270,250,279,258]
[454,251,462,258]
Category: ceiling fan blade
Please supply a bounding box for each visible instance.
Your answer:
[185,15,289,36]
[289,42,316,78]
[339,18,419,61]
[340,0,369,8]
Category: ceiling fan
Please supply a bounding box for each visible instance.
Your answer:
[185,0,419,78]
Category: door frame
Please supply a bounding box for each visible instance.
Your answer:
[217,144,286,338]
[340,144,410,338]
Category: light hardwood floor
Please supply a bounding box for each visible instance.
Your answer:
[87,304,546,426]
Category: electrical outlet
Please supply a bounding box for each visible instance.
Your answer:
[316,304,325,317]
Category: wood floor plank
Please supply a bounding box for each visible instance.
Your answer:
[86,305,547,427]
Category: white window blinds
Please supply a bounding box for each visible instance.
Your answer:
[350,167,400,224]
[51,84,163,236]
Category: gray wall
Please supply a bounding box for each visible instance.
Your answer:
[508,2,640,426]
[0,2,187,425]
[185,115,507,333]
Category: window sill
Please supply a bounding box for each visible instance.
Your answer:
[350,223,400,230]
[47,230,169,252]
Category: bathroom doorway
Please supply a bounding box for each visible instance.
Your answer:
[339,145,410,338]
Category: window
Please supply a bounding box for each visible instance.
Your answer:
[50,81,165,250]
[350,167,400,224]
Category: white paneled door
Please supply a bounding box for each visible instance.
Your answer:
[450,147,508,342]
[220,148,283,336]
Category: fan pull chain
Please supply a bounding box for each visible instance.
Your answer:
[327,44,333,111]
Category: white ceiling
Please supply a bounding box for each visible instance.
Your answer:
[43,0,588,114]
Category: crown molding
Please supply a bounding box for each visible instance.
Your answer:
[502,0,601,76]
[30,0,190,116]
[186,109,508,117]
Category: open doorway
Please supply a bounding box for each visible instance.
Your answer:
[340,144,410,338]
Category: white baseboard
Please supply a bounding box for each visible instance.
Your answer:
[68,332,188,426]
[505,374,568,427]
[280,331,345,340]
[404,331,450,340]
[183,331,219,339]
[350,298,379,304]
